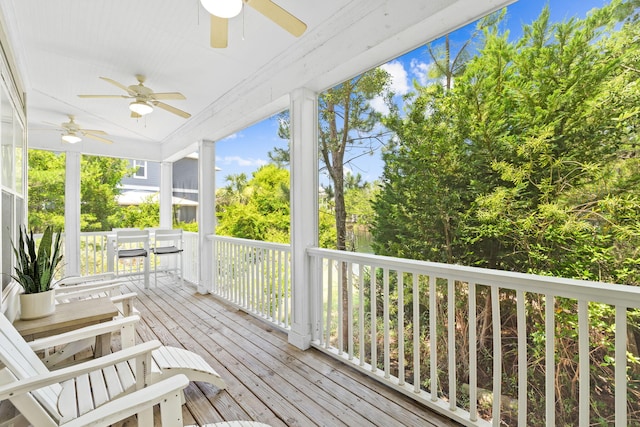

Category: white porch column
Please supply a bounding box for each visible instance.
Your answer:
[64,150,81,277]
[197,139,216,295]
[288,87,319,350]
[159,161,173,228]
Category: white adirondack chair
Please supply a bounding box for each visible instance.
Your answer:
[54,273,137,317]
[0,317,186,426]
[0,313,227,426]
[52,276,227,389]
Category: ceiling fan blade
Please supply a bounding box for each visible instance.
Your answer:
[153,101,191,118]
[83,133,113,144]
[78,94,128,99]
[99,76,131,93]
[82,129,108,135]
[152,92,186,100]
[210,15,228,48]
[247,0,307,37]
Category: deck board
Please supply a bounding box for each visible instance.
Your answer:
[113,275,460,427]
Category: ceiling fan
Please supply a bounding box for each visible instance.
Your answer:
[202,0,307,48]
[78,75,191,119]
[43,115,112,144]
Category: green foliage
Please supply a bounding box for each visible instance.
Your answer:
[217,165,291,243]
[28,150,134,232]
[27,151,65,231]
[117,196,160,229]
[371,2,640,424]
[11,225,63,293]
[80,155,133,231]
[373,0,640,286]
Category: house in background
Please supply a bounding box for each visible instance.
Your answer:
[118,153,201,223]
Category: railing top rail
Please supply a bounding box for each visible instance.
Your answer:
[307,247,640,307]
[208,234,291,252]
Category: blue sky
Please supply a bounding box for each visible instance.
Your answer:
[214,0,611,189]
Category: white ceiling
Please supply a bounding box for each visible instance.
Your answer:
[0,0,514,162]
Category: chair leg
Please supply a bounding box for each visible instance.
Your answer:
[179,252,184,288]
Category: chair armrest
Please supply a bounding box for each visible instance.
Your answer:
[57,273,116,286]
[110,292,137,305]
[64,374,189,427]
[110,292,138,317]
[54,280,126,296]
[28,315,141,351]
[55,283,126,302]
[0,340,161,400]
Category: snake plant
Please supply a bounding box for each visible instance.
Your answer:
[11,225,63,294]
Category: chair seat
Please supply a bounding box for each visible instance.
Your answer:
[153,246,183,255]
[118,248,148,258]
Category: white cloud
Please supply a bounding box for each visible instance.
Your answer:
[381,61,409,95]
[410,58,430,86]
[369,61,410,115]
[369,96,389,115]
[221,133,239,141]
[220,156,267,167]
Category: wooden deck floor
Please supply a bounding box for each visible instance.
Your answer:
[114,275,460,427]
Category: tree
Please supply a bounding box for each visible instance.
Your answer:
[80,155,132,231]
[372,2,640,424]
[28,150,134,232]
[374,1,640,280]
[27,150,66,232]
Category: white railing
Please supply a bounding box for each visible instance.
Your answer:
[38,231,196,282]
[34,232,111,278]
[78,232,110,276]
[210,235,291,331]
[41,229,640,426]
[307,247,640,427]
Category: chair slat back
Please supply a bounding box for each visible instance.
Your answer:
[116,229,149,247]
[0,314,63,422]
[154,229,182,248]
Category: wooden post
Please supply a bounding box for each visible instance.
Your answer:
[64,150,81,277]
[288,87,318,350]
[198,140,216,295]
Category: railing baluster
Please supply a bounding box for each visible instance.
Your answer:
[469,282,477,422]
[371,265,377,373]
[517,289,526,427]
[545,293,555,427]
[277,249,282,325]
[338,260,344,355]
[271,248,276,322]
[429,275,437,401]
[414,272,420,394]
[347,261,354,361]
[448,277,456,410]
[317,256,324,345]
[325,258,333,349]
[578,299,589,427]
[398,272,405,386]
[492,286,502,425]
[359,264,365,367]
[615,305,627,427]
[383,267,390,379]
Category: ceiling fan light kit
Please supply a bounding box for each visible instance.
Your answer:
[79,75,190,119]
[129,100,154,116]
[201,0,242,18]
[61,133,81,144]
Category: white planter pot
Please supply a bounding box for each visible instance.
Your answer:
[19,289,56,320]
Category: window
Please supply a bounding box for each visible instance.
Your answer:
[133,160,147,179]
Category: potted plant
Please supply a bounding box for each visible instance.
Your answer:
[11,225,64,319]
